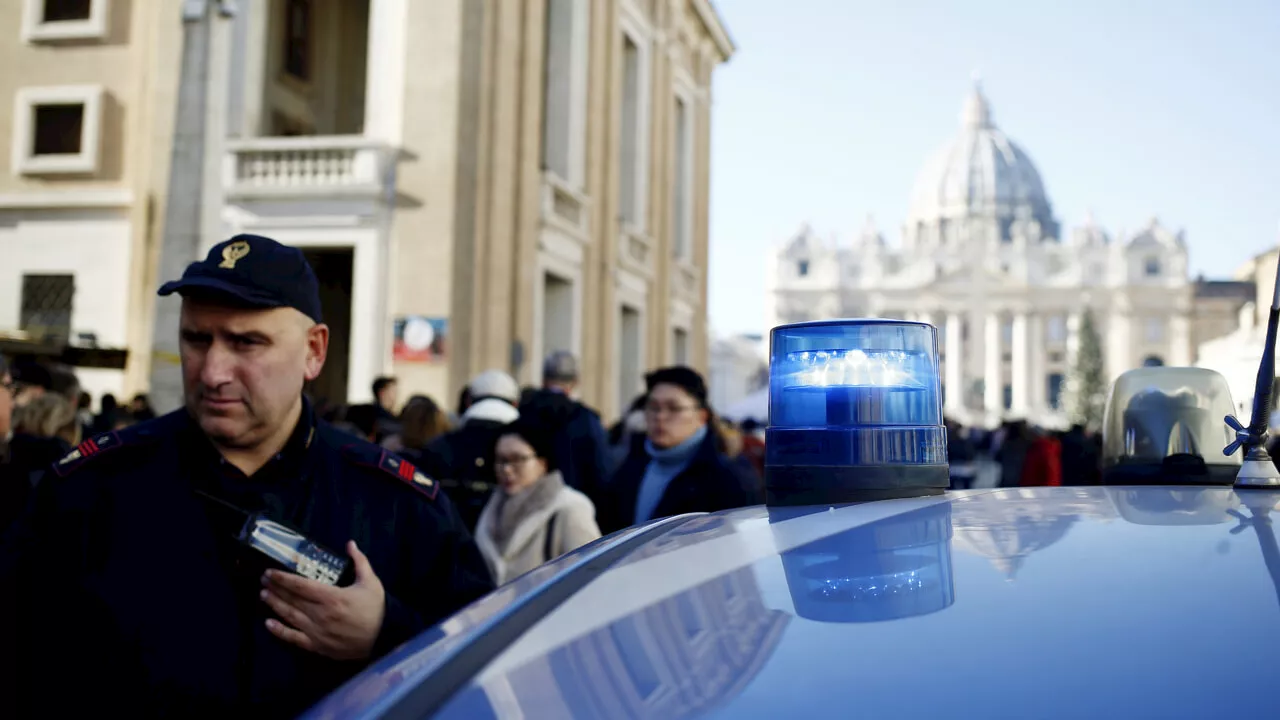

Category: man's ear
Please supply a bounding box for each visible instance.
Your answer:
[304,323,330,381]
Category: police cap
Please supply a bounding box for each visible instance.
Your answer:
[157,234,323,323]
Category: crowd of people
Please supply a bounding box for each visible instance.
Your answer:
[0,354,768,594]
[946,418,1105,488]
[299,352,766,585]
[0,348,1114,574]
[0,355,158,531]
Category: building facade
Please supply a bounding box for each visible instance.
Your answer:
[1197,247,1277,417]
[171,0,734,420]
[0,0,184,404]
[2,0,733,422]
[766,83,1223,429]
[707,331,766,418]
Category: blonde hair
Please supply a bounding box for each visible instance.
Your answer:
[12,393,81,446]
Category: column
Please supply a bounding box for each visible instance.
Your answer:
[1011,312,1029,416]
[1107,305,1132,382]
[984,312,1003,415]
[1066,312,1082,369]
[1028,314,1046,413]
[363,0,409,143]
[1171,312,1192,366]
[945,313,964,416]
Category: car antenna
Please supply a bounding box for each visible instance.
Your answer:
[1225,256,1280,486]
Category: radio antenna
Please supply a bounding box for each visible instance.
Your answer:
[1225,255,1280,486]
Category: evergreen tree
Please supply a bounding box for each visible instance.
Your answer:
[1067,308,1107,431]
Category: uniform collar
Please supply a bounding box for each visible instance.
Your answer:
[179,396,317,476]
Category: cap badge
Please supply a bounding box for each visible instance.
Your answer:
[219,240,251,269]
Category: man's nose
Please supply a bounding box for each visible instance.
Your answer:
[200,344,236,387]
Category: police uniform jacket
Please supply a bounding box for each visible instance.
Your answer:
[1,402,495,718]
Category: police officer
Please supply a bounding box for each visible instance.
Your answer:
[0,235,494,718]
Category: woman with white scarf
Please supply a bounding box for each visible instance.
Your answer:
[475,418,602,585]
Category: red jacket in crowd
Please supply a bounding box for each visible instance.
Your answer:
[1021,436,1062,487]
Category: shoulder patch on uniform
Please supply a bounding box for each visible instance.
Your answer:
[51,432,125,478]
[48,414,177,479]
[341,444,439,501]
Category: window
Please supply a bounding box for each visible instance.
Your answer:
[797,260,809,277]
[673,327,689,365]
[1049,351,1064,364]
[671,95,693,260]
[43,0,91,22]
[542,0,588,186]
[1002,320,1013,345]
[34,104,83,155]
[22,0,108,42]
[1047,373,1064,410]
[1002,384,1012,410]
[1143,355,1165,367]
[1144,257,1161,277]
[1046,315,1067,343]
[284,0,312,82]
[618,305,643,411]
[11,85,104,175]
[20,274,75,339]
[1144,317,1165,343]
[541,273,574,362]
[617,28,649,230]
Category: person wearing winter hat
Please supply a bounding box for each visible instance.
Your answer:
[597,366,763,533]
[473,417,601,585]
[417,369,522,531]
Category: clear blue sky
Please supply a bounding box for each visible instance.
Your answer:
[707,0,1280,336]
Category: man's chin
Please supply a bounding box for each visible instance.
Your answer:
[197,415,252,446]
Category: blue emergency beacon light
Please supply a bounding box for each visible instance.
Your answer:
[765,319,949,506]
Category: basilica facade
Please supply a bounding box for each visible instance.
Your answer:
[766,83,1246,429]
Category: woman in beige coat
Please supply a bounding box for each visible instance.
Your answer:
[475,418,602,585]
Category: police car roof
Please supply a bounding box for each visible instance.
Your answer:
[304,485,1280,719]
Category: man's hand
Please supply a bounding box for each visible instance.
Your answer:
[260,540,386,661]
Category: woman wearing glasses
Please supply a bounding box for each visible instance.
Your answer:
[597,366,764,534]
[474,418,602,585]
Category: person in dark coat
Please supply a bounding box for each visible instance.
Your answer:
[597,366,763,534]
[1060,424,1101,485]
[369,376,401,442]
[518,351,609,504]
[93,392,122,435]
[0,235,493,718]
[418,369,522,532]
[0,393,80,535]
[945,418,978,490]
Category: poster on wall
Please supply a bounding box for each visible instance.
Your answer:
[393,316,448,363]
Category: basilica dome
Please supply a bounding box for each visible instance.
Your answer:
[906,83,1057,237]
